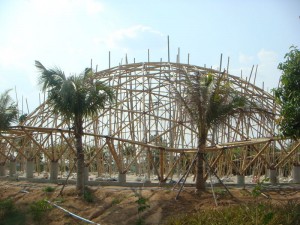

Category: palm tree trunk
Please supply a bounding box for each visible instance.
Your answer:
[195,135,207,191]
[74,116,84,194]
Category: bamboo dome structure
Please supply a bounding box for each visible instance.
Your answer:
[0,61,299,183]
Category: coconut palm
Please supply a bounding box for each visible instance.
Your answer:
[35,61,114,194]
[169,71,255,191]
[0,90,18,131]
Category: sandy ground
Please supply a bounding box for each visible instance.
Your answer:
[1,179,300,225]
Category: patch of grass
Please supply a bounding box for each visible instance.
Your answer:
[53,197,65,204]
[111,194,127,206]
[212,187,227,197]
[136,217,145,225]
[111,197,122,206]
[240,189,251,196]
[0,210,26,225]
[0,198,26,225]
[135,195,150,225]
[83,188,94,203]
[43,186,55,193]
[0,198,14,217]
[29,199,52,223]
[164,201,300,225]
[251,178,270,225]
[136,196,150,214]
[164,190,171,194]
[251,178,268,198]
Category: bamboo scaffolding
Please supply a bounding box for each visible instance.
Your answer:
[0,61,298,182]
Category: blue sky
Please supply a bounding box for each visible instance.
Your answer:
[0,0,299,114]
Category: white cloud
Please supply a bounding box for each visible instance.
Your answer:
[94,25,164,51]
[85,0,104,15]
[29,0,73,16]
[230,49,281,91]
[256,49,281,89]
[257,49,278,64]
[28,0,104,16]
[0,35,33,69]
[0,46,23,67]
[238,53,253,64]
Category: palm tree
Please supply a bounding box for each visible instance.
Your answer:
[0,90,18,131]
[35,61,114,194]
[169,71,254,192]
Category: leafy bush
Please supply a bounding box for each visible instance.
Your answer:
[83,188,94,203]
[136,196,150,214]
[135,195,150,225]
[43,186,55,193]
[0,198,15,218]
[0,198,26,225]
[29,200,52,223]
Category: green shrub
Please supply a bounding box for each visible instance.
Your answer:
[0,198,26,225]
[83,188,94,203]
[0,198,15,218]
[135,195,150,225]
[251,178,269,198]
[43,186,55,193]
[111,197,122,206]
[136,196,150,214]
[29,200,52,223]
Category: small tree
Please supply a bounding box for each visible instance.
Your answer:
[0,90,18,131]
[273,46,300,139]
[168,71,257,192]
[36,61,114,194]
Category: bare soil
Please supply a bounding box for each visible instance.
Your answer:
[1,180,300,225]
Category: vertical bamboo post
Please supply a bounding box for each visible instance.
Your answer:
[167,35,170,63]
[160,148,164,182]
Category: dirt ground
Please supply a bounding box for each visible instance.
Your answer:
[1,179,300,225]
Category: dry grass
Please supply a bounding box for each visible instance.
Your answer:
[1,180,300,225]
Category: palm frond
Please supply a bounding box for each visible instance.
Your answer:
[169,70,268,135]
[35,60,66,91]
[83,68,94,81]
[0,90,18,130]
[82,80,115,118]
[164,72,196,121]
[36,62,114,125]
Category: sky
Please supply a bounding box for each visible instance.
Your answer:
[0,0,299,114]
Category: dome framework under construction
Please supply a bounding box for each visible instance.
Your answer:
[0,61,299,184]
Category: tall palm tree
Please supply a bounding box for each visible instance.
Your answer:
[169,71,254,191]
[0,90,18,131]
[35,61,114,194]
